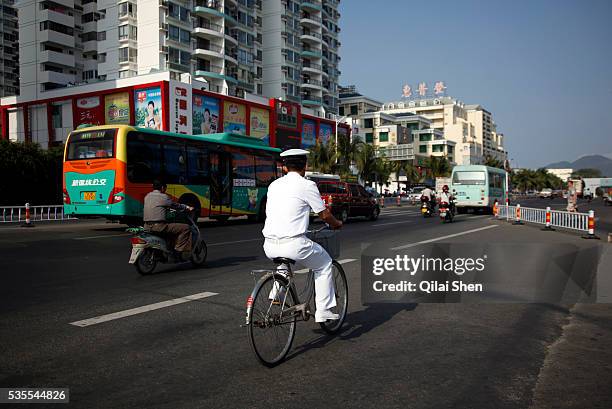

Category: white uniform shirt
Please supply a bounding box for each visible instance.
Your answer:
[421,188,434,200]
[439,192,452,203]
[262,172,326,240]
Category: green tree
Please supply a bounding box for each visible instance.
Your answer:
[308,141,337,174]
[336,135,362,178]
[424,156,452,178]
[355,143,379,186]
[483,155,504,169]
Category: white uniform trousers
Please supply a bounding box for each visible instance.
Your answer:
[263,236,336,311]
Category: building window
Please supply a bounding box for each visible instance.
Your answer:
[432,144,443,153]
[98,53,106,63]
[350,105,358,115]
[419,145,428,153]
[118,47,129,62]
[365,133,373,143]
[363,118,373,128]
[98,31,106,41]
[118,25,128,40]
[379,132,389,142]
[419,134,432,142]
[51,105,62,129]
[338,106,344,116]
[118,2,136,18]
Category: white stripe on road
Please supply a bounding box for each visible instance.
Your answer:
[74,233,130,240]
[294,258,357,274]
[69,291,218,327]
[373,220,414,227]
[390,225,499,250]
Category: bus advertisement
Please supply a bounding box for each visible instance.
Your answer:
[63,125,281,224]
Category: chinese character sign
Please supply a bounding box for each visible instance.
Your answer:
[434,81,447,95]
[169,81,191,134]
[400,81,447,99]
[75,96,104,127]
[402,84,412,98]
[418,82,428,97]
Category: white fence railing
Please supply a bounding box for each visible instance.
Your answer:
[1,205,76,223]
[497,204,593,235]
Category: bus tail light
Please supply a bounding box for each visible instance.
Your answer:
[108,187,124,204]
[63,188,71,204]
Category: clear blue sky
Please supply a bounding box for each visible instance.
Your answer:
[338,0,612,168]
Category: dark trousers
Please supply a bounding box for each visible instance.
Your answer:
[145,222,192,252]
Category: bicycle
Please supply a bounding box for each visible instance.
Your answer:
[245,226,348,367]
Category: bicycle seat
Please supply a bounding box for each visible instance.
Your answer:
[273,257,296,265]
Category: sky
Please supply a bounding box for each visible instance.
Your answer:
[338,0,612,168]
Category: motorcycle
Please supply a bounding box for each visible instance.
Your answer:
[128,209,207,275]
[439,201,454,223]
[420,196,435,218]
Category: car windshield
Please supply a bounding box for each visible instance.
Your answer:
[452,171,486,185]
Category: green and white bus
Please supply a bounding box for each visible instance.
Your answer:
[451,165,507,213]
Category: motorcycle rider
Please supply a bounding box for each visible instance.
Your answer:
[143,180,194,259]
[438,185,455,214]
[421,186,436,212]
[262,149,343,323]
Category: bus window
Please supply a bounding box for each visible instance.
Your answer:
[127,132,162,183]
[255,155,276,187]
[453,171,486,185]
[186,144,209,185]
[67,129,115,160]
[232,151,256,182]
[163,140,187,184]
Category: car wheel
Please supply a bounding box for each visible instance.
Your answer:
[340,208,349,223]
[368,207,380,221]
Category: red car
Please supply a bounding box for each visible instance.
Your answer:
[316,181,380,222]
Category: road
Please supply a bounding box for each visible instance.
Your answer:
[1,203,611,409]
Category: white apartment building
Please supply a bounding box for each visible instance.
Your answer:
[546,168,573,182]
[16,0,340,108]
[262,0,341,115]
[0,0,19,96]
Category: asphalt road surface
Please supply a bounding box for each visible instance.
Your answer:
[1,204,611,409]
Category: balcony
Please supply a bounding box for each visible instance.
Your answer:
[300,31,322,44]
[193,20,224,39]
[193,2,224,18]
[39,70,75,85]
[300,15,322,28]
[302,1,322,11]
[224,29,238,45]
[195,68,238,84]
[301,50,322,59]
[39,9,74,28]
[301,95,322,106]
[39,29,75,48]
[39,50,75,67]
[193,43,224,59]
[302,78,323,90]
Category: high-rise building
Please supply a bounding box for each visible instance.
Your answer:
[0,0,19,97]
[16,0,341,106]
[262,0,341,115]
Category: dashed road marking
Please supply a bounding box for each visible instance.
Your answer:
[69,291,219,327]
[391,225,499,250]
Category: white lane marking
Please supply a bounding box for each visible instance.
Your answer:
[390,225,499,250]
[373,220,414,227]
[69,291,218,327]
[74,233,130,240]
[294,258,357,274]
[380,213,421,218]
[208,238,262,247]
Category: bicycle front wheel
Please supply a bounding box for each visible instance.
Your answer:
[319,260,348,334]
[247,274,298,367]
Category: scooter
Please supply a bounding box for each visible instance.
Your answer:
[128,209,207,275]
[420,196,434,218]
[439,201,455,223]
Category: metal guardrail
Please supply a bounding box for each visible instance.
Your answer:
[497,204,593,235]
[1,204,76,223]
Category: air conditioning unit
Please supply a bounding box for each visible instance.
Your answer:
[433,99,440,105]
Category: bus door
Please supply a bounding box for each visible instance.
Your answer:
[209,151,232,215]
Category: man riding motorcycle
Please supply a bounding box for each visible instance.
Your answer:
[143,180,194,259]
[420,186,436,213]
[438,185,455,214]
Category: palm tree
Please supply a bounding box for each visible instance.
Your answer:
[483,155,504,169]
[355,143,379,186]
[336,135,362,178]
[424,156,452,178]
[374,159,393,194]
[308,141,337,174]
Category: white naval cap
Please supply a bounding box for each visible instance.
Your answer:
[280,148,310,157]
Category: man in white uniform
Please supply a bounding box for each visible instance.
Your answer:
[262,149,343,323]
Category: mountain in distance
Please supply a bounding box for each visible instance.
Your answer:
[545,154,612,177]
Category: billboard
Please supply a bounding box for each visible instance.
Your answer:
[223,101,246,134]
[319,123,333,145]
[134,87,163,130]
[250,107,270,143]
[301,118,316,149]
[104,92,131,125]
[75,96,104,127]
[169,81,192,134]
[193,94,220,135]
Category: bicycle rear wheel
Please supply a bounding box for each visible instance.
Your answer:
[319,261,348,334]
[247,274,298,367]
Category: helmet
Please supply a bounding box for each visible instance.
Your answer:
[442,185,449,192]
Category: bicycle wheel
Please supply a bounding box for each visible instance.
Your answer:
[247,273,298,367]
[319,261,348,334]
